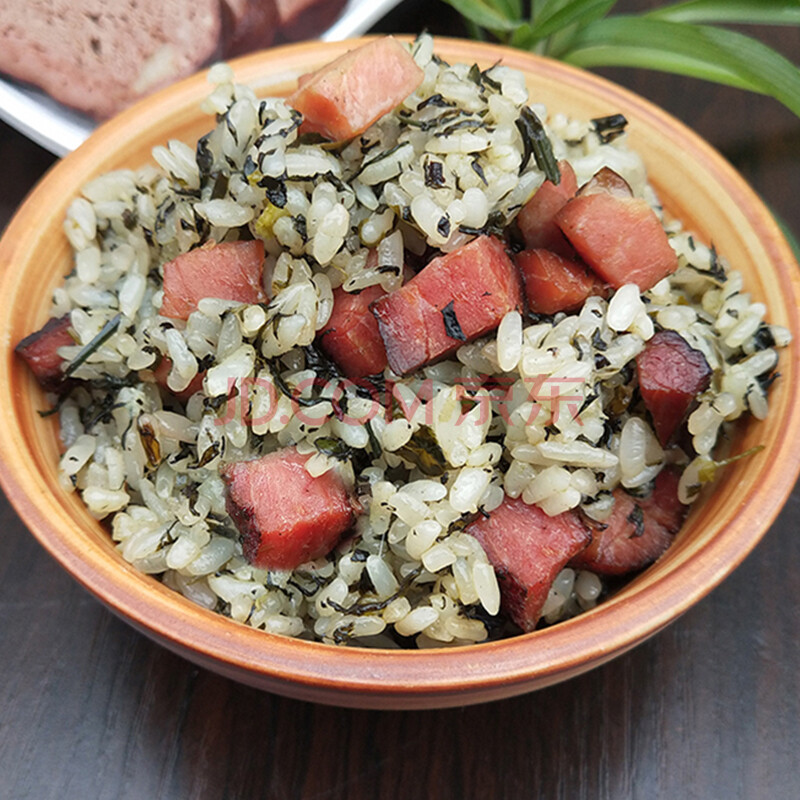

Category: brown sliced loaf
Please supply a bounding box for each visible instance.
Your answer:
[222,0,277,57]
[0,0,227,119]
[276,0,347,40]
[0,0,345,120]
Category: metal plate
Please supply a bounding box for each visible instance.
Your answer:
[0,0,403,157]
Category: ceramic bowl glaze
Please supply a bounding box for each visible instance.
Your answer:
[1,38,798,709]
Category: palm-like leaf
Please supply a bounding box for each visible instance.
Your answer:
[442,0,800,121]
[442,0,521,31]
[646,1,800,26]
[530,0,619,39]
[560,17,800,117]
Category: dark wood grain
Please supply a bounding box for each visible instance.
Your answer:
[2,4,799,799]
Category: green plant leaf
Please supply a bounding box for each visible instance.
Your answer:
[530,0,572,21]
[463,15,489,41]
[771,207,800,265]
[442,0,521,31]
[561,42,757,89]
[492,0,523,19]
[646,1,800,26]
[532,0,557,17]
[531,0,619,39]
[559,17,800,116]
[509,21,538,49]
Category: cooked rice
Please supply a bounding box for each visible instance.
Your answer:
[46,34,789,647]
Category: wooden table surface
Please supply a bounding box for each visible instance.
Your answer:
[1,3,799,798]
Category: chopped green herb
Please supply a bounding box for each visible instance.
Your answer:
[365,419,382,460]
[441,300,466,342]
[424,157,446,188]
[480,66,503,92]
[269,361,321,408]
[459,210,506,238]
[85,399,124,431]
[196,133,213,174]
[591,113,628,144]
[752,324,776,352]
[626,504,645,538]
[698,445,765,483]
[64,314,122,378]
[470,157,488,185]
[396,426,447,477]
[592,329,608,351]
[194,442,221,469]
[332,622,355,644]
[398,108,463,132]
[293,214,307,241]
[435,117,490,138]
[314,437,355,461]
[707,244,727,281]
[355,142,412,179]
[758,371,780,392]
[121,208,137,230]
[37,402,65,419]
[576,391,599,418]
[257,175,288,208]
[137,418,161,468]
[327,566,422,616]
[209,173,229,200]
[515,106,560,183]
[416,93,455,111]
[302,344,342,382]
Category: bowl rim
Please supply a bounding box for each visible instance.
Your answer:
[1,35,799,707]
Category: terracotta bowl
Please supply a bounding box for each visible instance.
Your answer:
[1,37,799,710]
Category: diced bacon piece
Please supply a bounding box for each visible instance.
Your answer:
[318,284,388,379]
[636,330,712,445]
[641,468,688,533]
[371,236,523,375]
[14,315,74,390]
[576,166,633,198]
[516,160,577,257]
[516,248,607,315]
[467,496,591,632]
[151,357,206,402]
[222,447,356,570]
[287,37,424,141]
[160,240,266,320]
[555,192,678,290]
[571,468,687,575]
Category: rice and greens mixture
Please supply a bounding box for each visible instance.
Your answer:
[47,35,788,647]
